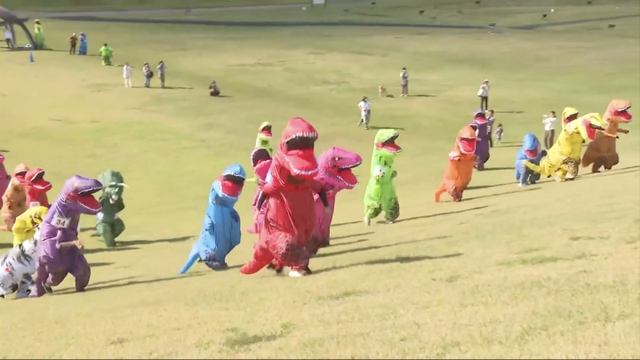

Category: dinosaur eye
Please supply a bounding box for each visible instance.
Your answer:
[334,157,340,162]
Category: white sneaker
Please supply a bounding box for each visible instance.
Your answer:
[363,216,371,226]
[385,220,395,224]
[518,183,524,187]
[288,269,306,277]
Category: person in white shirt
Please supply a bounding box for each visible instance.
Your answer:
[4,25,13,50]
[400,67,409,97]
[142,62,152,88]
[156,60,166,88]
[122,62,132,88]
[477,79,490,111]
[542,110,557,149]
[357,96,371,130]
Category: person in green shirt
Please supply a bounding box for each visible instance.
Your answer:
[33,19,44,50]
[98,43,113,66]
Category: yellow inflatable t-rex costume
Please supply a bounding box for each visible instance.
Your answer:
[525,112,607,181]
[11,205,48,246]
[581,99,632,173]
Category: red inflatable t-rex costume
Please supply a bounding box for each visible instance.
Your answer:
[240,117,328,278]
[24,168,52,208]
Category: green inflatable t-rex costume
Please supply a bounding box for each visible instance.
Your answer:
[98,44,113,66]
[96,170,127,247]
[364,129,402,225]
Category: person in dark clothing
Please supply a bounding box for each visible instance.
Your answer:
[209,80,220,97]
[69,33,78,55]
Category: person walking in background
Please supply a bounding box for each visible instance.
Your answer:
[142,62,153,88]
[494,123,504,144]
[400,67,409,97]
[209,80,221,96]
[477,79,490,111]
[123,62,132,88]
[157,60,167,88]
[486,109,495,148]
[68,33,77,55]
[357,96,372,130]
[542,111,557,149]
[4,25,13,50]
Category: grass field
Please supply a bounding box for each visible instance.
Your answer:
[1,0,639,358]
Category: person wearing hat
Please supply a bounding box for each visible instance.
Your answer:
[209,80,220,96]
[34,19,44,50]
[69,33,78,55]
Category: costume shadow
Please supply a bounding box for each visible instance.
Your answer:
[478,167,512,171]
[315,235,451,259]
[467,183,513,190]
[212,95,232,98]
[120,236,193,246]
[0,149,10,153]
[495,110,525,114]
[89,262,114,268]
[367,125,405,131]
[409,94,436,98]
[464,186,540,201]
[331,232,374,241]
[314,252,463,275]
[56,273,207,295]
[495,144,521,148]
[330,238,369,247]
[388,205,488,224]
[83,246,141,254]
[580,166,640,180]
[0,242,12,250]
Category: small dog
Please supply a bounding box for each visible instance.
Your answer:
[378,85,387,98]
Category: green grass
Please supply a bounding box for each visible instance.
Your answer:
[1,1,639,358]
[1,0,306,12]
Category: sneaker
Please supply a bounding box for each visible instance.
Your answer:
[288,269,306,277]
[385,219,395,224]
[363,216,371,226]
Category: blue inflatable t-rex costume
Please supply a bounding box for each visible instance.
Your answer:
[77,32,87,55]
[179,164,246,274]
[515,133,546,186]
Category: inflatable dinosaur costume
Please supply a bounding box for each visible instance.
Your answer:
[96,170,128,248]
[246,148,272,234]
[31,175,103,297]
[515,134,546,186]
[1,164,29,231]
[240,117,328,277]
[524,113,607,181]
[255,122,274,155]
[364,129,402,225]
[12,206,48,247]
[0,239,39,299]
[561,107,580,129]
[180,164,246,274]
[307,147,362,256]
[98,43,113,66]
[24,168,52,208]
[435,124,478,202]
[0,155,10,210]
[472,110,490,170]
[582,100,632,173]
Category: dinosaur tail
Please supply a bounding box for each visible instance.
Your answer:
[179,243,200,274]
[523,161,541,173]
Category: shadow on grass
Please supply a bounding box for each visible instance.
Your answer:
[149,86,194,90]
[0,149,9,153]
[580,165,640,179]
[409,94,436,97]
[331,231,374,241]
[120,235,193,246]
[478,166,512,171]
[89,262,114,268]
[494,144,521,148]
[83,246,141,254]
[222,322,294,350]
[314,253,463,275]
[333,205,487,227]
[367,125,405,131]
[0,242,13,250]
[464,186,540,201]
[467,183,513,190]
[330,238,369,247]
[57,272,207,295]
[315,235,450,259]
[494,110,525,114]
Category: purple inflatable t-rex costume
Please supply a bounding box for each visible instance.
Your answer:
[31,175,103,297]
[472,109,491,170]
[306,147,362,256]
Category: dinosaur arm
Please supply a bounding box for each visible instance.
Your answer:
[309,180,329,207]
[229,210,242,250]
[617,128,630,134]
[198,216,215,259]
[115,198,125,212]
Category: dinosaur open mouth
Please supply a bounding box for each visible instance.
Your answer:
[220,174,245,198]
[284,132,319,179]
[337,161,361,188]
[251,147,272,168]
[564,112,579,124]
[524,147,539,160]
[259,125,273,137]
[459,137,477,154]
[614,105,632,122]
[376,134,402,153]
[584,119,606,141]
[27,169,52,192]
[14,169,28,182]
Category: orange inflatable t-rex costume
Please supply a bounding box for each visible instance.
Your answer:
[435,124,478,202]
[1,164,29,231]
[581,99,632,173]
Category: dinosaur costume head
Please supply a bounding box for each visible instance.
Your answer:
[374,129,402,155]
[522,133,542,160]
[25,168,52,193]
[12,164,29,185]
[250,147,272,180]
[277,117,319,180]
[605,99,632,124]
[257,122,273,140]
[317,147,362,190]
[98,170,128,204]
[562,107,580,126]
[456,124,478,154]
[59,175,103,214]
[567,113,607,142]
[27,206,48,228]
[211,163,246,207]
[473,109,487,124]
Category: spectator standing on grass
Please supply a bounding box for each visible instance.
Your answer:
[486,109,495,148]
[69,33,77,55]
[123,62,132,88]
[400,67,409,97]
[4,25,13,50]
[477,79,490,111]
[494,123,504,144]
[542,111,557,149]
[209,80,220,97]
[357,96,372,130]
[157,60,166,88]
[143,62,153,88]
